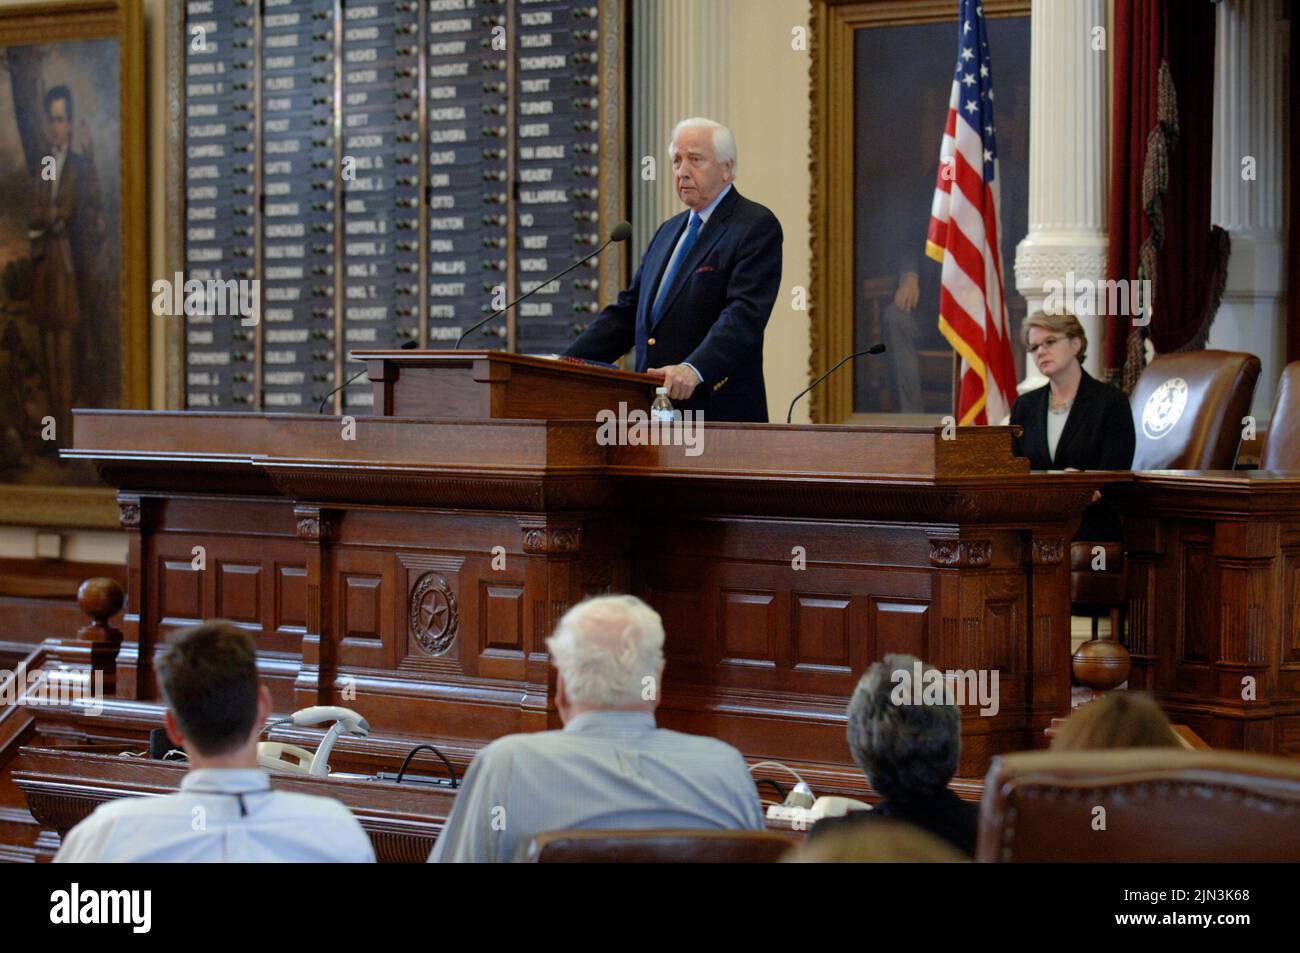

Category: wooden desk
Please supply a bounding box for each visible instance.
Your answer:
[59,409,1115,784]
[1115,470,1300,756]
[11,745,454,863]
[355,349,657,419]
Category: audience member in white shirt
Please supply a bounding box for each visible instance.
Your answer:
[430,594,764,862]
[55,620,375,863]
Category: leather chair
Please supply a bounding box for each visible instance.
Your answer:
[976,748,1300,862]
[1070,350,1261,664]
[1128,349,1261,471]
[526,828,797,863]
[1258,361,1300,470]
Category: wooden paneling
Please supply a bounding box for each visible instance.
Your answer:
[216,561,261,625]
[1284,553,1300,666]
[792,594,852,673]
[158,557,201,626]
[60,407,1121,781]
[871,599,929,662]
[1117,471,1300,759]
[482,584,525,655]
[341,575,384,643]
[720,590,777,667]
[275,564,308,636]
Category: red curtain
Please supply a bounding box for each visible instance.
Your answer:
[1105,0,1228,390]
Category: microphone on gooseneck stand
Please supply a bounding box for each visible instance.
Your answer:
[786,343,887,424]
[316,340,418,414]
[454,220,632,349]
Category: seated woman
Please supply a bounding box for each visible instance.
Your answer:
[808,654,978,857]
[1010,312,1135,538]
[1050,692,1182,751]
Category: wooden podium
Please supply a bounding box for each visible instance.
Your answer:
[48,353,1120,800]
[354,349,657,419]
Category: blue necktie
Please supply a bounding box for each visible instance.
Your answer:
[650,212,701,326]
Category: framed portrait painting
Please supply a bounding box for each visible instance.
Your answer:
[0,0,146,528]
[810,0,1030,424]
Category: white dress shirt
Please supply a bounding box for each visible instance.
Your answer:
[429,709,765,863]
[652,183,733,385]
[53,768,376,863]
[1047,403,1070,462]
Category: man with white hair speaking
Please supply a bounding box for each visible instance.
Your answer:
[429,595,764,862]
[563,118,783,422]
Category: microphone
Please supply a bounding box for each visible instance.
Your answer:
[786,343,886,424]
[317,339,417,413]
[454,220,632,349]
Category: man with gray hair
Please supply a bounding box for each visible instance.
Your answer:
[429,595,764,862]
[808,653,979,856]
[564,117,782,421]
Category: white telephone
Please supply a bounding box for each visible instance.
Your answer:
[807,795,872,819]
[749,760,871,827]
[257,706,370,777]
[766,794,872,826]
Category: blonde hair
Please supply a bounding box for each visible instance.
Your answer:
[1051,693,1181,751]
[1022,311,1087,365]
[784,819,968,863]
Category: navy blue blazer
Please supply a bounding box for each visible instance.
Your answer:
[563,187,783,422]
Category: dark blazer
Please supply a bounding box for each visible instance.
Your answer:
[808,791,979,858]
[563,187,783,422]
[1010,368,1136,539]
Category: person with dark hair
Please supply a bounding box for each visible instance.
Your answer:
[29,83,106,437]
[808,654,979,857]
[55,621,374,862]
[1050,692,1181,751]
[44,85,73,123]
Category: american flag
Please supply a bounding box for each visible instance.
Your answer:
[926,0,1017,425]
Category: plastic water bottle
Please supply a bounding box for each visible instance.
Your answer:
[651,386,676,423]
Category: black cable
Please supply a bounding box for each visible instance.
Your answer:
[786,343,886,423]
[755,777,787,802]
[396,743,459,788]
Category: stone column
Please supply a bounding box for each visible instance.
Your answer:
[630,0,733,261]
[1208,0,1288,421]
[1013,0,1111,393]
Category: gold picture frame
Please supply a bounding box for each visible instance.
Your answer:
[0,0,147,529]
[809,0,1029,423]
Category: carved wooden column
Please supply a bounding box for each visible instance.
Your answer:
[1121,517,1164,692]
[116,493,150,699]
[519,518,586,732]
[1213,519,1278,752]
[294,505,337,710]
[1024,532,1071,729]
[928,534,999,772]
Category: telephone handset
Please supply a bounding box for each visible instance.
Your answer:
[256,706,370,776]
